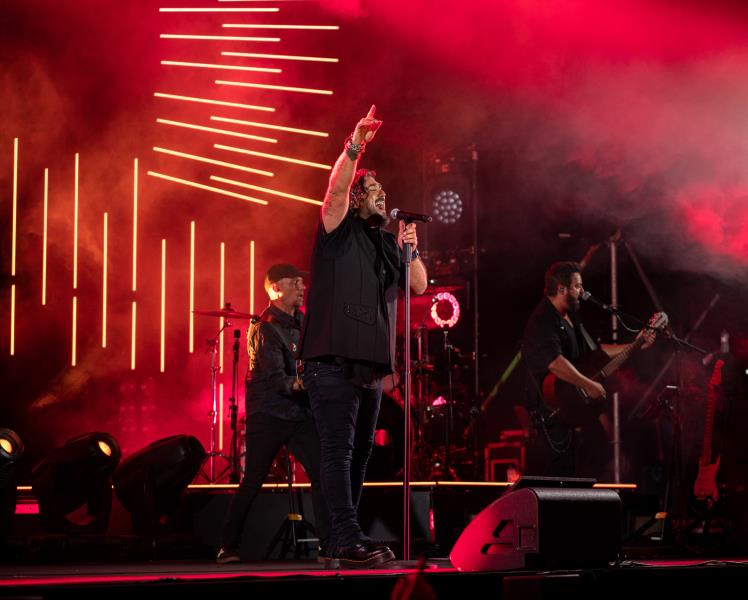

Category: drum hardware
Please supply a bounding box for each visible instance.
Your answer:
[193,302,258,483]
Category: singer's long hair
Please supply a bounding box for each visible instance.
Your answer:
[349,168,376,213]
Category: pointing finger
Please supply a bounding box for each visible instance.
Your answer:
[366,104,376,119]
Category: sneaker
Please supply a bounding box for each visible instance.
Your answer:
[216,547,241,564]
[336,543,395,569]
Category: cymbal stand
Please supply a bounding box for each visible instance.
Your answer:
[441,327,460,481]
[200,320,232,483]
[226,329,242,483]
[412,325,431,479]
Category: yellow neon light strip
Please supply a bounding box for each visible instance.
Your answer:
[42,168,48,305]
[132,158,138,292]
[214,143,331,170]
[219,383,224,450]
[249,240,255,314]
[159,7,279,12]
[154,146,274,177]
[219,242,225,374]
[154,92,274,112]
[156,118,277,143]
[102,212,108,348]
[160,34,279,42]
[211,175,322,206]
[222,51,338,63]
[223,24,339,30]
[72,296,77,366]
[161,60,281,74]
[160,239,166,373]
[216,79,333,95]
[147,171,269,205]
[210,115,328,138]
[11,139,18,276]
[189,221,195,354]
[73,153,79,290]
[131,301,137,370]
[10,285,15,356]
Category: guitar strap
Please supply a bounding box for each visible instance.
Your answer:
[578,323,598,353]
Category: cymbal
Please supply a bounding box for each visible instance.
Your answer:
[193,307,255,320]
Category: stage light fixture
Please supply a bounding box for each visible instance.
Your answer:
[431,292,461,328]
[31,432,121,534]
[0,429,24,538]
[432,189,463,224]
[113,435,206,534]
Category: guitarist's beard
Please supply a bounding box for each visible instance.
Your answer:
[567,293,581,313]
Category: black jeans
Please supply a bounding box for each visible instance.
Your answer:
[220,411,330,551]
[302,360,382,552]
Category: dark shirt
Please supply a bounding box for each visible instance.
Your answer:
[299,212,404,380]
[246,304,310,421]
[521,297,592,413]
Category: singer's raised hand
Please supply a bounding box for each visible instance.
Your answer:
[352,104,383,145]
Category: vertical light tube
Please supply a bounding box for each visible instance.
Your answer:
[11,139,18,277]
[132,158,138,292]
[219,242,225,373]
[10,285,15,356]
[249,240,255,314]
[10,139,18,355]
[219,382,224,451]
[72,296,77,366]
[131,301,137,370]
[160,239,166,372]
[102,212,108,348]
[189,221,195,353]
[73,153,79,290]
[42,169,49,305]
[131,158,138,370]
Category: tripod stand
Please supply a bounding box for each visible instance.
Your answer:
[264,450,318,560]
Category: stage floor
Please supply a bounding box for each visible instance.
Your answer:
[3,555,748,599]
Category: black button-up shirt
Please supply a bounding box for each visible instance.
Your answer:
[522,297,590,413]
[246,304,310,421]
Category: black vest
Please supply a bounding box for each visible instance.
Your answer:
[299,214,401,370]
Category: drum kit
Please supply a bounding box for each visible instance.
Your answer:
[193,286,472,484]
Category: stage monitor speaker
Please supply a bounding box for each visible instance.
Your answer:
[450,476,621,571]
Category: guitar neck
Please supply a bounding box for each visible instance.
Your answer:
[596,336,645,380]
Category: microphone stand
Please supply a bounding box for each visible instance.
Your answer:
[402,236,414,562]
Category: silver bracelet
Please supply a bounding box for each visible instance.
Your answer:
[344,137,365,161]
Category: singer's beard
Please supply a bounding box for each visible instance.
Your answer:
[365,212,390,228]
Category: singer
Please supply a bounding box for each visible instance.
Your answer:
[298,105,427,568]
[520,261,655,477]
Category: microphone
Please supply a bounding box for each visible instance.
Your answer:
[389,208,433,223]
[580,291,612,311]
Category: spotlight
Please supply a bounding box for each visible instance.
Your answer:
[0,429,24,538]
[431,291,461,328]
[113,435,205,534]
[431,189,463,224]
[31,432,121,534]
